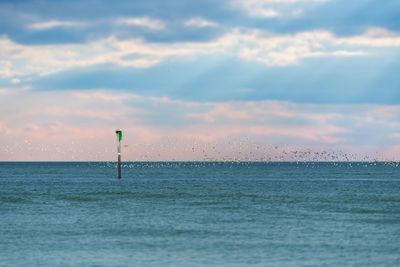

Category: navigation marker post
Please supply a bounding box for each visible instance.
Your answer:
[115,129,122,179]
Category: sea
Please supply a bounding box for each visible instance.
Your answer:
[1,162,400,266]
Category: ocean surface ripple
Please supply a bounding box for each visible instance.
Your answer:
[1,162,400,266]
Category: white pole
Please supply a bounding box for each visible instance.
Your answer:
[116,130,122,179]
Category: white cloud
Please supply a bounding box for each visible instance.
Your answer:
[330,50,365,56]
[116,17,166,30]
[337,28,400,47]
[11,78,21,84]
[0,86,31,94]
[246,0,326,2]
[0,27,399,77]
[184,17,219,28]
[29,20,86,30]
[0,60,14,77]
[232,29,372,65]
[231,0,329,18]
[0,34,228,77]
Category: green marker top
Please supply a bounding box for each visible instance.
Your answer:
[116,130,122,141]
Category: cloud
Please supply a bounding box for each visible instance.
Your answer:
[184,17,219,28]
[233,29,370,65]
[1,27,400,78]
[29,20,86,30]
[183,101,347,143]
[0,86,31,94]
[231,0,329,18]
[337,28,400,47]
[1,89,400,160]
[116,17,166,30]
[11,78,21,84]
[392,133,400,138]
[27,17,167,33]
[0,60,14,77]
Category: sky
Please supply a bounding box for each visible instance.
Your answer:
[0,0,400,161]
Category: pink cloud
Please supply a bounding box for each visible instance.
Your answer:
[1,89,399,161]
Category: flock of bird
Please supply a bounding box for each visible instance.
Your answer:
[120,142,400,168]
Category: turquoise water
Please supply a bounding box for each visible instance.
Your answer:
[1,162,400,266]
